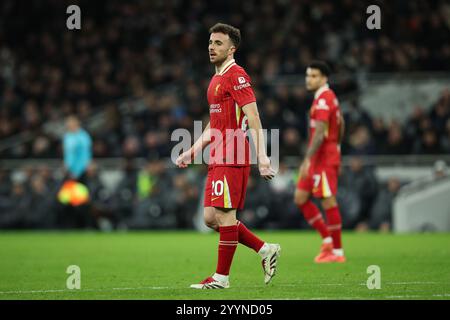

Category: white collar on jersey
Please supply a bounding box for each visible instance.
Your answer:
[314,83,329,100]
[216,59,236,76]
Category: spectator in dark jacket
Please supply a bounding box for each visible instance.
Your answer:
[340,157,379,227]
[380,124,410,155]
[413,130,443,154]
[366,177,402,232]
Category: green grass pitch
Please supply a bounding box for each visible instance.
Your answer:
[0,231,449,300]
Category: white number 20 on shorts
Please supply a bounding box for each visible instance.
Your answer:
[212,180,224,196]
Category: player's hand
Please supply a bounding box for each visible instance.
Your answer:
[258,155,276,181]
[299,158,310,179]
[176,150,192,168]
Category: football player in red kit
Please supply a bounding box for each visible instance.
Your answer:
[295,61,346,263]
[176,23,281,289]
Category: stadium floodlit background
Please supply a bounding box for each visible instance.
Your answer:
[0,0,449,300]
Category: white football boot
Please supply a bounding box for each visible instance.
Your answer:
[190,276,230,289]
[261,243,281,284]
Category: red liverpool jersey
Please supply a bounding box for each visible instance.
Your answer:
[207,59,256,167]
[308,84,341,167]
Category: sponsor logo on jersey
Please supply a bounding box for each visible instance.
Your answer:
[233,82,251,90]
[210,104,222,113]
[238,76,246,84]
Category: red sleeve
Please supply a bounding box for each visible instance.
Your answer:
[314,93,332,122]
[227,70,257,108]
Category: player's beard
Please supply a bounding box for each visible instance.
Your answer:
[307,83,319,92]
[212,54,227,67]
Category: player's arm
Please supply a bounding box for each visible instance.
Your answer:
[299,120,327,178]
[242,102,275,180]
[305,120,326,159]
[190,121,211,158]
[176,122,210,168]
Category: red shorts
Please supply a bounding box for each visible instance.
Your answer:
[204,166,251,210]
[297,164,339,198]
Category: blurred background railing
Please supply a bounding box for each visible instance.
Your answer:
[1,154,449,232]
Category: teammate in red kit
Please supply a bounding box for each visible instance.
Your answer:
[295,61,346,263]
[176,23,281,289]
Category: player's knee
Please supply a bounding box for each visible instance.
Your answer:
[203,214,218,230]
[204,216,218,230]
[321,196,337,209]
[294,190,309,206]
[203,207,218,230]
[214,208,237,226]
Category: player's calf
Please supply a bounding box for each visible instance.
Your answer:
[294,188,310,206]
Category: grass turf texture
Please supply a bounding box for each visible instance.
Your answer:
[0,231,449,300]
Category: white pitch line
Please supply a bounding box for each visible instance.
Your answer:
[388,281,440,285]
[303,293,450,300]
[0,289,68,294]
[0,282,448,295]
[111,287,170,291]
[0,286,172,295]
[308,294,450,300]
[239,293,450,300]
[384,294,450,299]
[358,281,441,286]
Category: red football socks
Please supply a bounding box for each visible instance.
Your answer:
[236,221,265,252]
[298,200,330,239]
[216,225,238,275]
[325,206,342,249]
[211,221,265,253]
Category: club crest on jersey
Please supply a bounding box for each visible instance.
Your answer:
[316,99,329,110]
[214,84,221,96]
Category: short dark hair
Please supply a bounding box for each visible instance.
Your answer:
[66,114,79,123]
[307,60,331,77]
[209,23,241,49]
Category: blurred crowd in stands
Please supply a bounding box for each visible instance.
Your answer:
[1,0,450,231]
[341,89,450,156]
[1,0,450,159]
